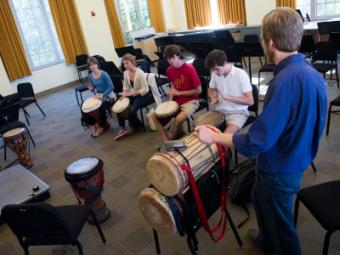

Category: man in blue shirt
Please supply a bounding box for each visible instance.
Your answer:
[196,7,327,255]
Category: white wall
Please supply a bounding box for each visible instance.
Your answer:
[245,0,276,26]
[161,0,188,31]
[0,0,120,96]
[74,0,119,65]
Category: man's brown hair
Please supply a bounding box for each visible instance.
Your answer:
[205,49,228,70]
[261,7,303,52]
[163,45,181,59]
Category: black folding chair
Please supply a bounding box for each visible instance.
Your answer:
[1,203,106,255]
[17,82,46,125]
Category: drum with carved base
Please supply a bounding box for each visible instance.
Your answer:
[112,97,130,119]
[154,100,180,126]
[196,111,226,132]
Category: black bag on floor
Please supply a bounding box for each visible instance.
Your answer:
[228,158,256,228]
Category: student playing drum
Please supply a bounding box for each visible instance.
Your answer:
[204,50,254,134]
[81,57,115,137]
[114,54,154,140]
[150,45,201,141]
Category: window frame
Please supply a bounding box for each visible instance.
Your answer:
[115,0,152,45]
[10,0,65,71]
[297,0,340,21]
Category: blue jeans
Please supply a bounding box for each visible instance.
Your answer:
[252,170,304,255]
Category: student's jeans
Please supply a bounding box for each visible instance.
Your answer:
[252,170,304,255]
[118,92,154,129]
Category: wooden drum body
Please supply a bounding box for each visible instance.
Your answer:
[64,157,110,223]
[112,97,130,119]
[154,101,179,126]
[3,128,33,168]
[196,111,226,132]
[146,127,221,196]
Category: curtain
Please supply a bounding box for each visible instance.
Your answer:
[0,0,31,81]
[147,0,166,32]
[49,0,88,65]
[104,0,126,48]
[184,0,212,29]
[218,0,246,25]
[276,0,296,8]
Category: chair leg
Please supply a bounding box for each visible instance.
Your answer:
[326,104,332,135]
[294,197,299,226]
[140,108,146,132]
[25,127,36,147]
[322,231,333,255]
[35,102,46,117]
[153,229,161,254]
[4,143,7,160]
[23,108,30,126]
[75,90,80,107]
[311,161,317,174]
[76,241,83,255]
[258,72,261,95]
[336,66,339,89]
[226,209,243,247]
[90,211,106,243]
[23,246,29,255]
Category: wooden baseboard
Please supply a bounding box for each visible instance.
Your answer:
[35,80,81,97]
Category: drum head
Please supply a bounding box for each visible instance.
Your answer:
[3,128,25,138]
[196,111,225,132]
[146,154,182,196]
[82,98,102,113]
[155,101,179,117]
[138,188,177,235]
[66,157,99,175]
[112,97,130,113]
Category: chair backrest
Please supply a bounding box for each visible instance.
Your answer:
[244,34,259,42]
[225,45,243,65]
[115,46,136,58]
[109,75,123,95]
[248,84,259,116]
[330,32,340,51]
[199,77,209,102]
[0,103,20,125]
[75,54,89,67]
[193,58,210,78]
[299,35,315,54]
[157,59,170,76]
[101,61,123,77]
[17,83,35,99]
[137,59,151,73]
[1,203,71,242]
[313,41,337,62]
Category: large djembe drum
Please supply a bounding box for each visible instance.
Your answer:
[81,97,110,129]
[196,111,226,132]
[64,157,110,223]
[3,127,33,168]
[112,97,130,119]
[154,100,180,126]
[146,126,222,196]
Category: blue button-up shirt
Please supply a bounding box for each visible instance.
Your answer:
[233,54,327,174]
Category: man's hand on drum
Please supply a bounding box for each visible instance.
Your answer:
[168,87,180,97]
[210,96,218,104]
[195,125,234,147]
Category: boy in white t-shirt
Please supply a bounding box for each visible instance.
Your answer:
[205,49,254,134]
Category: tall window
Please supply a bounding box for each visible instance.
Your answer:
[297,0,340,20]
[116,0,151,44]
[10,0,64,70]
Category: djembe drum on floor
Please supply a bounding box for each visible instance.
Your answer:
[64,157,110,223]
[154,100,180,126]
[196,111,226,132]
[112,97,130,119]
[3,127,33,168]
[81,97,110,130]
[146,126,222,196]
